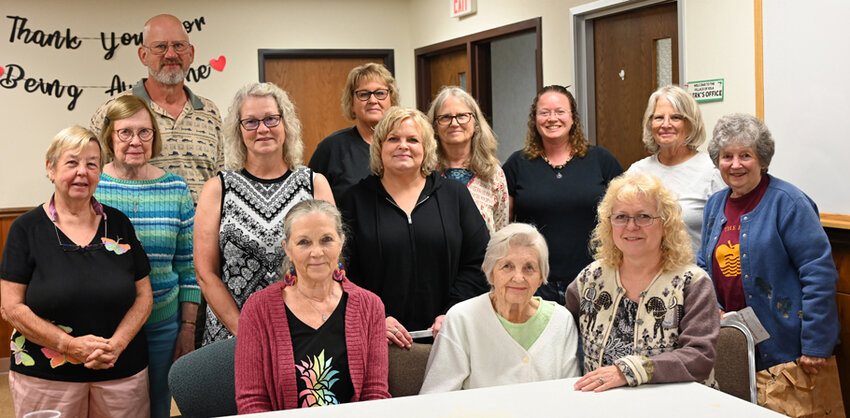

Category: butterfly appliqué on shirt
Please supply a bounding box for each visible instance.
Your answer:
[101,237,131,255]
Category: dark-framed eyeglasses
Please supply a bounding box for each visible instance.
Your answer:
[354,89,390,101]
[54,220,106,252]
[115,128,154,142]
[610,214,662,227]
[143,41,191,55]
[435,113,474,126]
[239,114,282,131]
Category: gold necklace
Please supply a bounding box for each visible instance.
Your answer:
[295,285,334,322]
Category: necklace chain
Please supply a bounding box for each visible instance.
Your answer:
[295,285,333,322]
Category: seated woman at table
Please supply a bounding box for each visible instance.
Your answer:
[235,199,389,412]
[566,172,718,392]
[419,223,580,393]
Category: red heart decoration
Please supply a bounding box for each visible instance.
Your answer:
[210,56,226,72]
[0,66,4,77]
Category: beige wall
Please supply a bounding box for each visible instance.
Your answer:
[0,0,757,208]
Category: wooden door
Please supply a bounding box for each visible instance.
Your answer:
[428,48,469,102]
[262,53,390,164]
[593,2,678,169]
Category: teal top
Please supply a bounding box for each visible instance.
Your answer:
[94,170,199,323]
[496,297,554,350]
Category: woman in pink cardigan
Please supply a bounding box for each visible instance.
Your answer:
[235,199,390,412]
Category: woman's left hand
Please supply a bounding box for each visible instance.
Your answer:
[429,315,446,338]
[799,355,828,375]
[574,365,627,392]
[173,324,196,361]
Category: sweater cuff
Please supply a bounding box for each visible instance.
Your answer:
[179,286,202,304]
[614,355,652,386]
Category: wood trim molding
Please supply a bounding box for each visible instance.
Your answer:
[257,49,396,82]
[823,214,850,231]
[754,0,764,120]
[0,207,33,219]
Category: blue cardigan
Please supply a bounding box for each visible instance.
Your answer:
[697,175,840,370]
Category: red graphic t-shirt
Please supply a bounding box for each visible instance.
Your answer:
[712,175,769,312]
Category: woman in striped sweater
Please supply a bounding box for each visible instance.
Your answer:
[94,95,198,418]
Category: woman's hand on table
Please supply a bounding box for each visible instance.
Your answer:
[386,316,412,348]
[574,365,627,392]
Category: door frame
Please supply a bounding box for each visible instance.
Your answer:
[414,17,542,113]
[257,49,395,82]
[570,0,683,144]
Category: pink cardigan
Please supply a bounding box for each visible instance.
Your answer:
[235,278,390,413]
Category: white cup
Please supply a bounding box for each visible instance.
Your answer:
[23,411,61,418]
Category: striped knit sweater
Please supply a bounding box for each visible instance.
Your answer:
[94,170,200,323]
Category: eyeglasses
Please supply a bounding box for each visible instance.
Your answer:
[354,89,390,101]
[610,214,662,227]
[239,115,282,131]
[537,109,569,119]
[435,113,474,126]
[143,41,191,55]
[115,128,154,142]
[53,220,107,252]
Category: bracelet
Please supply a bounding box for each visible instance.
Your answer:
[181,320,196,326]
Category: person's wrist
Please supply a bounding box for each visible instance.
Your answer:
[181,319,196,328]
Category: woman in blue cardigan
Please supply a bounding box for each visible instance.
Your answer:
[698,113,842,415]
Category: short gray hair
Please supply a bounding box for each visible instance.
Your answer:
[224,82,304,170]
[641,85,706,154]
[708,113,775,171]
[482,223,550,287]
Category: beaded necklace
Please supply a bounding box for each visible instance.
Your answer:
[542,152,573,179]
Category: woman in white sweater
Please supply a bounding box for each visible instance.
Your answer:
[419,223,580,393]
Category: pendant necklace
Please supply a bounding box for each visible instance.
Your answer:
[542,152,572,179]
[296,285,333,322]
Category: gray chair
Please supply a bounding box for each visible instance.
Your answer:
[387,342,432,397]
[716,318,758,403]
[168,337,238,417]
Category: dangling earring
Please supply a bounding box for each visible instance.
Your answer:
[283,267,297,286]
[332,262,346,283]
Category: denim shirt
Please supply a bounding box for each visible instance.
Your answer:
[698,175,839,370]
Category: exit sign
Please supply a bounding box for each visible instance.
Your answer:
[451,0,477,17]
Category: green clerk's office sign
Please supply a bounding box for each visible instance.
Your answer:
[685,78,724,103]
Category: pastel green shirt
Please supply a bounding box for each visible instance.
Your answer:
[496,297,554,350]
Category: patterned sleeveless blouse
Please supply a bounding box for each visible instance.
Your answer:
[202,167,314,345]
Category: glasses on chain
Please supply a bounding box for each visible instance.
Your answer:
[54,220,107,252]
[354,89,390,101]
[239,115,282,131]
[143,41,191,55]
[435,113,474,126]
[610,214,662,227]
[115,128,154,142]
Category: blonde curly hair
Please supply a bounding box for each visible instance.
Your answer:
[591,172,693,272]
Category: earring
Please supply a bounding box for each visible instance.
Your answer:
[283,267,297,286]
[332,262,346,282]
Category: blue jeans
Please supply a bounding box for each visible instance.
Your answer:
[144,312,179,418]
[535,280,568,306]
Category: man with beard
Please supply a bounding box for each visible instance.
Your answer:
[89,13,217,418]
[91,14,224,204]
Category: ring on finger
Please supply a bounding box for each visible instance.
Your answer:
[598,377,604,384]
[392,328,399,335]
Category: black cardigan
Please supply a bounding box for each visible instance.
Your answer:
[340,172,490,331]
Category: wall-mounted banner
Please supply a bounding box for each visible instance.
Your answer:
[685,78,724,103]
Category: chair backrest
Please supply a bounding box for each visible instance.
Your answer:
[168,337,238,417]
[387,342,432,397]
[716,318,757,403]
